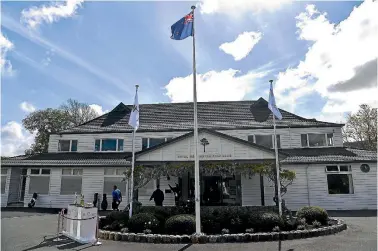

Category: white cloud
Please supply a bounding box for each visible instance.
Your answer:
[0,32,15,76]
[0,121,35,157]
[275,0,378,116]
[20,102,37,113]
[200,0,292,16]
[165,68,269,103]
[21,0,84,29]
[219,31,262,61]
[89,104,108,115]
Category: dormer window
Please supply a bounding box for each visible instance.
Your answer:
[301,133,334,147]
[247,135,281,149]
[58,140,78,152]
[142,137,172,150]
[95,139,124,151]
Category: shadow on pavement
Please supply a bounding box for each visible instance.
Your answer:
[22,235,93,251]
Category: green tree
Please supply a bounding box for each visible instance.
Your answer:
[343,104,377,151]
[22,100,99,154]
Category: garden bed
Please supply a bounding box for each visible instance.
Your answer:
[99,218,347,243]
[98,205,347,243]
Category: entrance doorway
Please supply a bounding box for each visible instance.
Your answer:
[19,169,27,202]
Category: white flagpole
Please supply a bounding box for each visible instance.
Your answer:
[270,80,282,216]
[191,5,201,234]
[129,84,139,218]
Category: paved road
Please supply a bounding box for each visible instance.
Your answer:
[1,211,377,251]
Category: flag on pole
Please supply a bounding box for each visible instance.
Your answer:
[170,12,194,40]
[128,90,139,130]
[268,82,283,120]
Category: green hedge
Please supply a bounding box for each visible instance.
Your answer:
[296,206,328,225]
[127,213,160,233]
[165,214,196,235]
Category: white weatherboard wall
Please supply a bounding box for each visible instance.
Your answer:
[137,131,276,162]
[306,163,377,210]
[241,175,261,206]
[48,127,342,153]
[1,168,11,207]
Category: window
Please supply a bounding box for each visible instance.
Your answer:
[247,135,281,148]
[60,168,83,195]
[141,137,172,150]
[325,165,354,194]
[103,168,126,197]
[28,168,50,195]
[1,168,7,194]
[94,139,124,151]
[58,140,78,152]
[301,133,334,147]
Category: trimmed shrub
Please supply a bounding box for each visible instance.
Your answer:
[107,211,129,225]
[312,220,321,228]
[247,212,284,232]
[296,206,328,225]
[297,225,306,230]
[128,213,159,233]
[165,214,196,235]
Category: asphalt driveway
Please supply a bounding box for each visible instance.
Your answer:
[1,211,377,251]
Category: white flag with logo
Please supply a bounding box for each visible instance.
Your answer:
[268,82,283,120]
[128,91,139,130]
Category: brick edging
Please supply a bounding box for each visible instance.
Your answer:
[99,218,347,243]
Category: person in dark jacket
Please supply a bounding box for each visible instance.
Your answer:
[150,185,164,206]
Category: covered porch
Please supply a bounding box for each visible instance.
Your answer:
[130,129,285,207]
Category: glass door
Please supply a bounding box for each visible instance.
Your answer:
[19,169,27,202]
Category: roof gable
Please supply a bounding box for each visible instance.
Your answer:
[135,129,283,162]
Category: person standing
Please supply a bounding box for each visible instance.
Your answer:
[112,185,122,211]
[150,185,164,206]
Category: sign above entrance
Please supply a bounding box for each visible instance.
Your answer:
[177,153,232,160]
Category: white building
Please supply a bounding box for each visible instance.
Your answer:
[1,99,376,211]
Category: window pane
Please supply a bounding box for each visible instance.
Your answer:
[102,139,117,151]
[41,169,51,175]
[30,169,40,175]
[301,134,308,147]
[142,138,148,150]
[326,166,339,172]
[95,140,101,151]
[73,169,83,175]
[340,165,351,172]
[62,168,72,175]
[149,138,166,148]
[273,135,281,148]
[118,139,124,151]
[29,176,50,194]
[255,135,273,148]
[247,135,254,143]
[327,133,334,146]
[116,169,124,175]
[1,176,6,194]
[61,176,82,195]
[71,140,78,152]
[103,177,126,196]
[308,134,326,147]
[58,140,71,151]
[327,174,353,194]
[104,168,115,175]
[1,168,7,175]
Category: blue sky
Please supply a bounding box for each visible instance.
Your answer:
[1,0,377,156]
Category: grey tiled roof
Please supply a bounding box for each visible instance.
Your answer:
[281,147,377,164]
[1,152,131,166]
[59,98,343,134]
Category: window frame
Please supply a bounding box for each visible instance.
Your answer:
[247,135,281,149]
[1,168,8,195]
[301,133,334,148]
[141,137,172,150]
[94,138,124,152]
[28,168,51,195]
[60,168,83,195]
[58,139,78,152]
[325,165,354,195]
